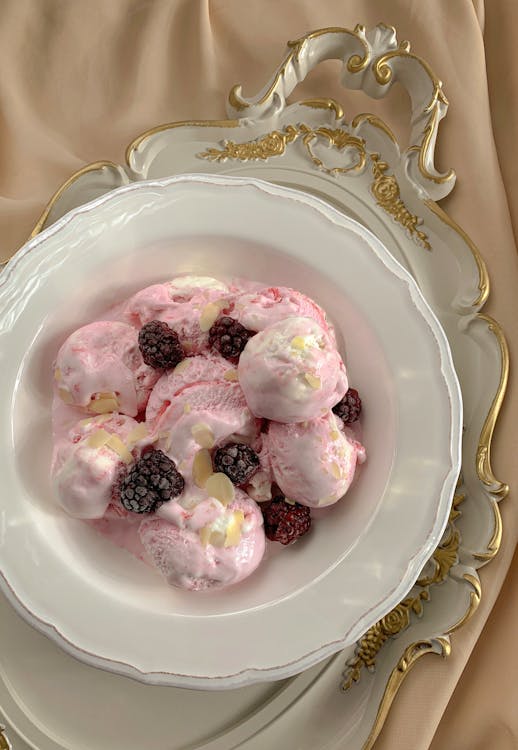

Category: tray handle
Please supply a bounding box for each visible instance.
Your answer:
[227,24,455,200]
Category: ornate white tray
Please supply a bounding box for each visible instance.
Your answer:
[0,24,508,750]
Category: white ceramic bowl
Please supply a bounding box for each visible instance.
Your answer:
[0,175,462,689]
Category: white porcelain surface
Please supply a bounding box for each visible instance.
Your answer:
[0,174,461,689]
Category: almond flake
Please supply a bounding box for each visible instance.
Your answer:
[291,336,306,350]
[54,367,62,382]
[173,359,190,374]
[199,302,221,332]
[191,422,215,449]
[330,462,342,480]
[223,369,238,381]
[199,526,212,547]
[183,403,192,414]
[304,373,321,390]
[106,434,133,463]
[330,430,340,441]
[205,472,235,505]
[225,510,245,547]
[89,398,119,414]
[126,424,148,445]
[86,429,111,449]
[284,497,296,506]
[58,387,74,405]
[192,449,213,488]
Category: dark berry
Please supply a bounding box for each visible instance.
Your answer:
[118,449,184,513]
[333,388,362,424]
[261,496,311,545]
[208,316,254,360]
[213,443,260,485]
[138,320,184,369]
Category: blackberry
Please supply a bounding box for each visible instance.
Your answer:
[261,496,311,545]
[213,443,260,485]
[333,388,362,424]
[138,320,184,369]
[118,449,184,513]
[208,316,254,360]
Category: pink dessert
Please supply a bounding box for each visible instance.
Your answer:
[51,274,366,590]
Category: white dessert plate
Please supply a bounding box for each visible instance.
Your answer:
[0,174,462,689]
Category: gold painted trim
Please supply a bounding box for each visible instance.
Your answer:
[125,119,239,167]
[30,160,123,240]
[0,725,11,750]
[228,25,370,113]
[362,638,451,750]
[475,314,510,499]
[351,112,398,145]
[300,98,344,119]
[473,500,502,562]
[424,198,489,307]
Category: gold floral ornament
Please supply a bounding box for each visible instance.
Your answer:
[370,154,431,250]
[341,492,463,691]
[0,726,11,750]
[198,123,366,176]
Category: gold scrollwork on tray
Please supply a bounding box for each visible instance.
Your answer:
[199,126,430,250]
[198,123,366,176]
[341,493,463,691]
[0,725,11,750]
[370,154,431,250]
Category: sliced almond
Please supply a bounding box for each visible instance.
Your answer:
[209,529,226,548]
[183,403,192,414]
[199,526,212,547]
[86,429,112,449]
[330,462,342,480]
[192,448,213,488]
[199,302,221,332]
[89,398,119,414]
[205,472,235,506]
[304,373,321,390]
[223,369,238,381]
[54,367,62,382]
[79,414,110,427]
[58,387,74,404]
[284,497,296,506]
[106,434,133,464]
[191,422,215,449]
[173,359,190,374]
[225,510,245,547]
[126,424,148,445]
[330,430,340,441]
[290,336,306,351]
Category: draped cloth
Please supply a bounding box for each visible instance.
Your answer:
[1,1,517,747]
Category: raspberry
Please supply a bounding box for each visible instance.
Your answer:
[138,320,184,369]
[118,449,184,513]
[208,316,254,360]
[333,388,362,424]
[261,496,311,545]
[213,443,260,485]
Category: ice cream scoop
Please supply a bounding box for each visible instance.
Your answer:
[54,320,159,416]
[232,286,334,340]
[123,276,234,354]
[149,381,260,463]
[146,352,236,422]
[238,316,347,423]
[264,411,365,507]
[52,414,152,519]
[139,490,265,590]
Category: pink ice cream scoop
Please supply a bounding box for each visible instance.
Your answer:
[139,490,265,590]
[149,381,260,464]
[52,413,152,519]
[55,321,159,417]
[232,285,335,341]
[238,316,348,423]
[146,353,236,422]
[264,412,366,508]
[123,276,234,355]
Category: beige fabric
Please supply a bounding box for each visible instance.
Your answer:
[1,1,517,747]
